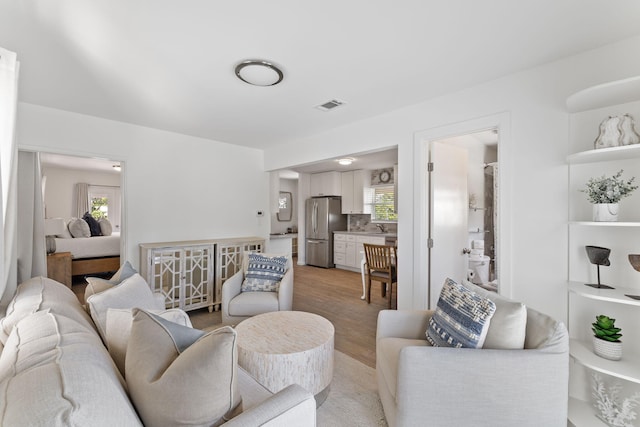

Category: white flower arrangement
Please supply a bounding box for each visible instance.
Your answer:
[582,170,638,204]
[592,373,640,427]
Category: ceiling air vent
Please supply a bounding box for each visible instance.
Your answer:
[315,99,345,112]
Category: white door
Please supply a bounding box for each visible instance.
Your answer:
[428,141,469,309]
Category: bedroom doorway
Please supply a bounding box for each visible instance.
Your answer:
[32,151,126,262]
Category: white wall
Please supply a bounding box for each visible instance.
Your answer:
[41,166,120,219]
[264,35,640,322]
[17,104,270,269]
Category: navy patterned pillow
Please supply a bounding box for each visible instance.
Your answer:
[426,278,496,348]
[241,254,288,292]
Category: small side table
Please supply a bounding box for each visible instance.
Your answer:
[47,252,72,289]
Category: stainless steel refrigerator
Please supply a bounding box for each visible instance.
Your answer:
[305,196,347,268]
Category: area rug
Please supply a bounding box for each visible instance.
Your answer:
[317,350,388,426]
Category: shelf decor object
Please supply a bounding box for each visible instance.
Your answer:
[582,170,638,222]
[619,114,640,146]
[592,315,623,361]
[626,255,640,300]
[592,373,640,426]
[586,246,614,289]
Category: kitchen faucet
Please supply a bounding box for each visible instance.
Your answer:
[376,223,386,233]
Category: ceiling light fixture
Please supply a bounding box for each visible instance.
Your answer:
[112,164,121,171]
[337,158,355,166]
[235,60,284,86]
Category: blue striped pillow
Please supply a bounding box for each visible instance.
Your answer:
[426,278,496,348]
[241,254,288,292]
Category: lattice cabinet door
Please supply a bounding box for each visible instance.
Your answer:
[215,239,264,306]
[145,247,183,309]
[181,245,214,312]
[141,243,215,312]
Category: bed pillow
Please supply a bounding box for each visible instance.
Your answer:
[82,212,102,236]
[241,253,288,292]
[426,278,496,348]
[68,218,90,238]
[106,307,192,376]
[126,309,241,426]
[98,218,113,236]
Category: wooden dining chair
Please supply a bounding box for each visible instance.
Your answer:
[363,243,397,309]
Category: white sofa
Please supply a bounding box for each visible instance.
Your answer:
[221,253,294,324]
[376,282,569,427]
[0,276,316,426]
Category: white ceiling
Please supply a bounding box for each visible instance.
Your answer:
[40,153,121,174]
[3,1,640,151]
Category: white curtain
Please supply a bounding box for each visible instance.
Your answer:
[17,151,46,284]
[75,182,90,217]
[0,48,19,312]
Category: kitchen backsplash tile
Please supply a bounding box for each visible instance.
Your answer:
[348,214,397,233]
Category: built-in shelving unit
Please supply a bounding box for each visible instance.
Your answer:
[566,76,640,426]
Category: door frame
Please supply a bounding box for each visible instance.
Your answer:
[412,112,512,309]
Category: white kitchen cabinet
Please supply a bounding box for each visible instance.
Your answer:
[334,232,385,270]
[140,241,215,312]
[341,170,370,214]
[566,76,640,426]
[310,171,341,197]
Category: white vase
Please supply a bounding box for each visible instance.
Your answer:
[593,336,622,361]
[593,203,619,222]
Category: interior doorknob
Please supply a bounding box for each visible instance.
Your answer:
[462,248,471,255]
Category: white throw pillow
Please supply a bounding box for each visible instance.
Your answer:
[106,307,192,376]
[84,261,138,305]
[86,273,161,342]
[463,280,528,349]
[126,309,241,426]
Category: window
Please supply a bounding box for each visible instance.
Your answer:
[88,185,121,231]
[90,196,108,219]
[365,185,397,222]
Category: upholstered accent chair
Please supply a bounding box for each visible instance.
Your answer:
[376,282,569,427]
[221,253,294,324]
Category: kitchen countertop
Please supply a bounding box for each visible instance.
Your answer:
[269,233,298,239]
[333,231,397,238]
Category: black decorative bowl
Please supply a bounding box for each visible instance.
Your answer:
[586,246,611,266]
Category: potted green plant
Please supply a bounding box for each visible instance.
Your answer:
[592,315,622,361]
[582,170,637,221]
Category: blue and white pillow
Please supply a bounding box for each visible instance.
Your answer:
[426,278,496,348]
[241,253,288,292]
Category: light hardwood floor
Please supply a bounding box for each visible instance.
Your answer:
[189,262,394,368]
[74,262,394,369]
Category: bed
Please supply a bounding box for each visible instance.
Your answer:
[54,232,121,276]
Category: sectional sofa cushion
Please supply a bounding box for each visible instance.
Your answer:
[86,273,162,342]
[426,278,496,348]
[105,307,192,376]
[126,309,241,426]
[0,310,142,426]
[463,280,528,349]
[0,276,94,344]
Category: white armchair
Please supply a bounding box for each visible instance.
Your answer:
[221,253,294,324]
[376,295,569,426]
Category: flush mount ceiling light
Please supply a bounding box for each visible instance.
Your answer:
[112,164,121,171]
[235,60,283,86]
[337,158,355,166]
